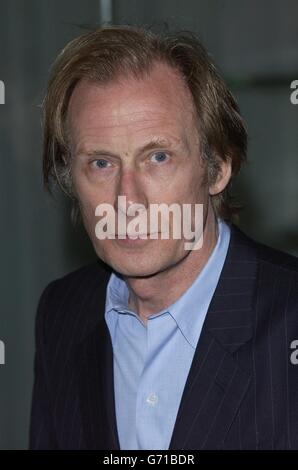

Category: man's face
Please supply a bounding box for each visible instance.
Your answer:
[68,62,210,277]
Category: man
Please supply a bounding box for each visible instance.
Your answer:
[30,25,298,450]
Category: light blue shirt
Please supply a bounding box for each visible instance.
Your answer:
[105,218,231,450]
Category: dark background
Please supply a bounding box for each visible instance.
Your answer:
[0,0,297,449]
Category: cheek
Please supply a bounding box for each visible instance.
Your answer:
[72,160,102,195]
[185,164,209,201]
[163,158,207,201]
[168,176,207,205]
[73,170,113,212]
[75,190,103,237]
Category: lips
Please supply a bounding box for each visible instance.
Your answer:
[116,233,159,239]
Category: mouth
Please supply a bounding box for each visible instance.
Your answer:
[115,232,160,238]
[114,233,160,246]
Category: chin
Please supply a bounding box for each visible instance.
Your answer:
[104,256,165,278]
[93,239,186,278]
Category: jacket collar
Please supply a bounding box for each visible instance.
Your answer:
[169,223,257,449]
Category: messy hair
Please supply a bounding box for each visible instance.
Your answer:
[43,24,247,222]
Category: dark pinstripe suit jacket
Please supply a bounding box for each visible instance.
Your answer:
[29,223,298,450]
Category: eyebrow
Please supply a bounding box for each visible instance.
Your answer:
[76,137,185,158]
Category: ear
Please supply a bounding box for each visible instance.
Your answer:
[209,156,232,196]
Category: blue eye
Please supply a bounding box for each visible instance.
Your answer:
[151,152,169,163]
[94,159,110,169]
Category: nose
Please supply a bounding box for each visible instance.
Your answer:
[114,168,148,215]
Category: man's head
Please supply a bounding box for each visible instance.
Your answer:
[42,25,247,277]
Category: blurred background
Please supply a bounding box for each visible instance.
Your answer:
[0,0,297,449]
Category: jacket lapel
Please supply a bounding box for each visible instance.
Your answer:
[77,319,120,449]
[75,264,120,450]
[169,224,258,450]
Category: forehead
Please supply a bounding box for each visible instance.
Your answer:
[67,62,197,141]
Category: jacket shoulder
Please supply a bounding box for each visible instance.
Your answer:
[43,260,111,295]
[231,223,298,274]
[257,241,298,274]
[230,224,298,314]
[35,261,111,348]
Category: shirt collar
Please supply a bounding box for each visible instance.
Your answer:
[105,218,231,347]
[105,272,130,314]
[166,218,231,347]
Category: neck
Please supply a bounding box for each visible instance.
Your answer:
[125,207,219,324]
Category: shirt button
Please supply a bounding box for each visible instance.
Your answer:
[146,393,158,406]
